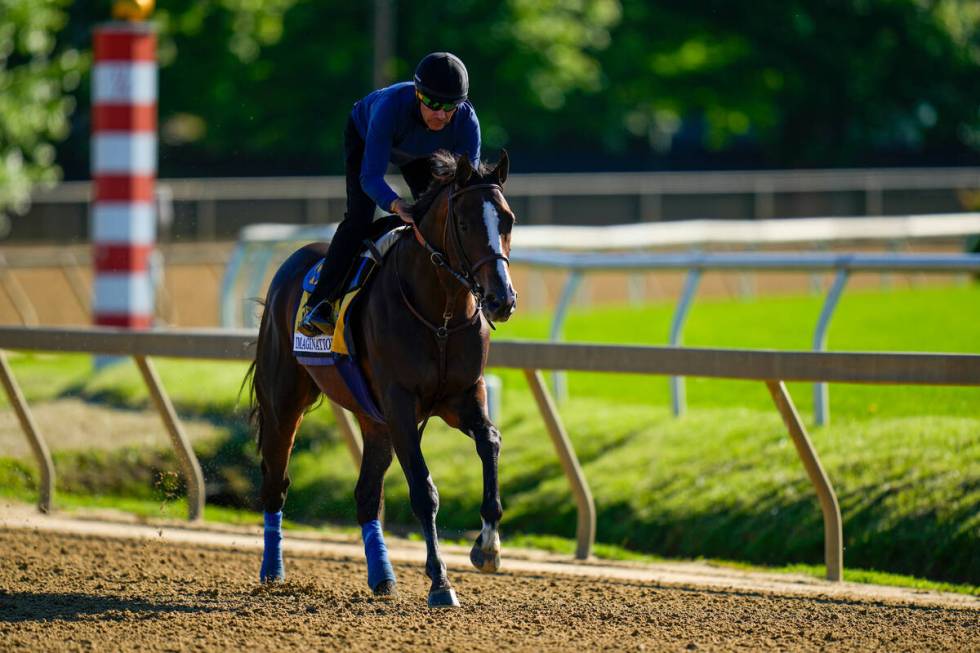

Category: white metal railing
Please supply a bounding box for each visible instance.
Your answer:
[0,325,977,580]
[221,220,980,425]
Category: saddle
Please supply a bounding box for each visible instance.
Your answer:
[291,222,410,422]
[294,222,408,357]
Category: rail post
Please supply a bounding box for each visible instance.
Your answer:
[669,267,702,416]
[766,380,843,581]
[524,369,595,559]
[91,20,158,331]
[328,400,363,467]
[0,351,55,513]
[0,254,40,326]
[134,355,206,521]
[549,269,584,402]
[812,269,850,426]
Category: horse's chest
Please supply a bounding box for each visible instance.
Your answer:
[361,303,487,393]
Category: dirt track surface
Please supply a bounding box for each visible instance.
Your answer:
[1,517,978,652]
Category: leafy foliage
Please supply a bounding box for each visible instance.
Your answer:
[11,1,980,194]
[0,0,84,219]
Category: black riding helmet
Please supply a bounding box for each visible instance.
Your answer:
[414,52,469,104]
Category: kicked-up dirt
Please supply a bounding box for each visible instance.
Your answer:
[0,517,977,652]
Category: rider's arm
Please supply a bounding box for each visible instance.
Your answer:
[359,100,401,211]
[461,107,481,169]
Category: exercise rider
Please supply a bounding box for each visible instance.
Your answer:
[299,51,481,336]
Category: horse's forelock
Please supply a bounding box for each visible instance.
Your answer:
[408,151,494,222]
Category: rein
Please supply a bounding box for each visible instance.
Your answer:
[394,181,510,423]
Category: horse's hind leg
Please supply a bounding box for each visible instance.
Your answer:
[444,380,503,574]
[258,369,318,582]
[353,416,397,597]
[386,386,458,608]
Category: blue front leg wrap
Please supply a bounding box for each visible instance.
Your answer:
[361,519,396,590]
[260,511,285,582]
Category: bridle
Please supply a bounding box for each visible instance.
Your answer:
[410,182,509,314]
[394,181,511,420]
[399,182,510,336]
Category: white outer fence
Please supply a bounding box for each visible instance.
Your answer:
[0,326,978,581]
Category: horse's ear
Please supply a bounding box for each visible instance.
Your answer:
[494,149,509,186]
[455,154,473,186]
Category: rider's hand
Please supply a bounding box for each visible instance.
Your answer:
[390,198,414,224]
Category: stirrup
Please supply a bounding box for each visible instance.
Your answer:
[298,299,336,337]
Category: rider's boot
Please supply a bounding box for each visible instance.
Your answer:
[298,299,336,337]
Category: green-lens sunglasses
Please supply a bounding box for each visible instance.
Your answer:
[416,90,460,112]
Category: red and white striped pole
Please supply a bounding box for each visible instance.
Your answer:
[91,17,156,329]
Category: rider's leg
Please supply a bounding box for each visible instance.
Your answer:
[301,116,376,334]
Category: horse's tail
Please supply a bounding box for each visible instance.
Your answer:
[243,244,327,452]
[243,294,281,452]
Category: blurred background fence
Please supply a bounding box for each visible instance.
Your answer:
[11,166,980,241]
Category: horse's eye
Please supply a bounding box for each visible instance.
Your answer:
[499,215,514,235]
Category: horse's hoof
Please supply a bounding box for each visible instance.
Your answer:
[260,569,285,583]
[427,587,460,608]
[470,536,501,574]
[372,579,398,598]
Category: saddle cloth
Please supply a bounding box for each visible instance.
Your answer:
[291,225,409,423]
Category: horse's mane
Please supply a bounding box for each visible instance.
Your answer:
[408,150,493,222]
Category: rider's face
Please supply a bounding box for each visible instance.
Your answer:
[419,101,456,131]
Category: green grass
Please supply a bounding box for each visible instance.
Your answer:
[490,283,980,417]
[1,285,977,588]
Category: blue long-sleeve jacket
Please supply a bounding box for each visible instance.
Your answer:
[351,81,481,209]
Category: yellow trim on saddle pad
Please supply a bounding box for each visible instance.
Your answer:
[331,286,362,356]
[293,288,312,334]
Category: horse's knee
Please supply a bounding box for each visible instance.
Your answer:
[409,475,439,520]
[476,426,500,453]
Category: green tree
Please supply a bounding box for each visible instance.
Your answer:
[0,0,84,221]
[53,0,980,178]
[585,0,980,165]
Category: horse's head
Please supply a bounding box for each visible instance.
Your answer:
[438,151,517,323]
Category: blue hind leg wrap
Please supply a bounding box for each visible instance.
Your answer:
[361,520,396,590]
[260,511,285,582]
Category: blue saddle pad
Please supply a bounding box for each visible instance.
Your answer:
[293,260,384,424]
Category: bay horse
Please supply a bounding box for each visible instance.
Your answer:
[246,150,517,608]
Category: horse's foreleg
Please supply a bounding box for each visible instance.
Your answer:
[354,417,397,597]
[451,382,503,574]
[386,387,457,608]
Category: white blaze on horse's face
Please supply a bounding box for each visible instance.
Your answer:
[482,199,503,254]
[475,193,517,322]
